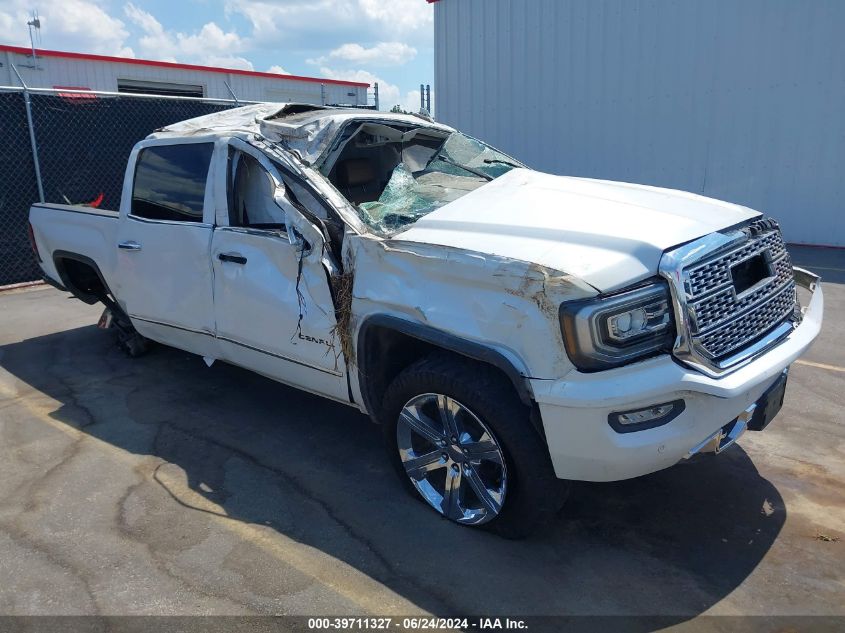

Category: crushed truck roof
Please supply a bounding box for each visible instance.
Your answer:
[150,103,454,166]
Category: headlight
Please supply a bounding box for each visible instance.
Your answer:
[559,281,675,371]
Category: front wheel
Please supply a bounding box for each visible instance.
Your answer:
[381,352,567,538]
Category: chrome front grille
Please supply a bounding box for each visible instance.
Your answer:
[660,218,798,376]
[687,231,787,298]
[691,253,794,337]
[697,282,796,358]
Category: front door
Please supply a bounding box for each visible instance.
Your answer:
[113,140,218,358]
[211,144,347,401]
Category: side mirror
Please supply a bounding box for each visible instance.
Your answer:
[272,182,322,260]
[272,186,309,253]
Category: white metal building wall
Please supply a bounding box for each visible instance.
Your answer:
[2,48,368,106]
[434,0,845,246]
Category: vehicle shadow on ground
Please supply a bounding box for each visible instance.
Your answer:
[0,325,787,621]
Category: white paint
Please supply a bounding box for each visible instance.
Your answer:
[211,225,347,399]
[535,282,824,481]
[28,107,825,489]
[152,104,454,168]
[396,168,759,292]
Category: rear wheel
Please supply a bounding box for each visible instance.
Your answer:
[381,352,567,538]
[116,326,150,358]
[102,308,150,358]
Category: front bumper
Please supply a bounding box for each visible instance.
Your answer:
[532,269,823,482]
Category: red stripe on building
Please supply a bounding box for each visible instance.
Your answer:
[0,44,370,88]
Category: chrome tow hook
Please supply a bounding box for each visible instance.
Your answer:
[686,403,756,458]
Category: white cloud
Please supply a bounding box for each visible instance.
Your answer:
[226,0,432,47]
[200,54,254,71]
[319,67,384,93]
[308,42,416,67]
[225,0,355,46]
[396,88,434,116]
[403,89,422,114]
[223,0,433,109]
[358,0,433,35]
[124,3,252,69]
[122,2,159,35]
[0,0,432,114]
[319,66,425,113]
[0,0,134,57]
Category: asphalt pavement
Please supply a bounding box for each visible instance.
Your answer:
[0,246,842,626]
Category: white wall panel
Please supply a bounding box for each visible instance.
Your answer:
[4,50,368,107]
[434,0,845,246]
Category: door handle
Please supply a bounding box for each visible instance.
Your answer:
[218,252,247,265]
[118,241,142,251]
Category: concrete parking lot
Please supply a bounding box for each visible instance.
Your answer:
[0,246,842,625]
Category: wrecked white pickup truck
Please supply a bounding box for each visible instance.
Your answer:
[29,103,823,537]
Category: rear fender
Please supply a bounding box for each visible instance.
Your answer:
[52,250,112,306]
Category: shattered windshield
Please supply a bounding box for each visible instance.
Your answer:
[323,126,526,235]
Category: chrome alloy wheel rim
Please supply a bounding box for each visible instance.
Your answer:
[396,393,507,525]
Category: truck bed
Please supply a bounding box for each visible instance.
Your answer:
[32,202,119,219]
[29,202,120,293]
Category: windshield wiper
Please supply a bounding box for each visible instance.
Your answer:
[437,155,493,181]
[483,158,522,168]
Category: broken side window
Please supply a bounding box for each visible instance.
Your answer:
[230,152,287,229]
[358,163,487,232]
[228,151,307,231]
[321,122,525,234]
[328,129,526,235]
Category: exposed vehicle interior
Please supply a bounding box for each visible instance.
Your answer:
[321,121,526,234]
[228,147,347,261]
[325,123,444,205]
[229,152,288,229]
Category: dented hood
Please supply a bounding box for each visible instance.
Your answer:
[393,169,759,292]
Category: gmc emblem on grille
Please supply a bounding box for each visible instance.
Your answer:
[730,249,775,297]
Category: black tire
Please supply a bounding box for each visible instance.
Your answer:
[114,323,150,358]
[381,351,568,539]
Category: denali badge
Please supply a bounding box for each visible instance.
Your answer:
[298,332,333,347]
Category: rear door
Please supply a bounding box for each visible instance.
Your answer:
[210,141,347,401]
[113,139,219,358]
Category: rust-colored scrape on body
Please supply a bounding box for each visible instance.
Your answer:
[331,249,356,367]
[510,262,579,319]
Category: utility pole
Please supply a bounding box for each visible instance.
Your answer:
[27,13,40,63]
[11,64,44,203]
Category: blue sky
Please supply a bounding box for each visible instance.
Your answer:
[0,0,434,111]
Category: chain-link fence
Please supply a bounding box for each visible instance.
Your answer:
[0,87,245,286]
[0,90,42,285]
